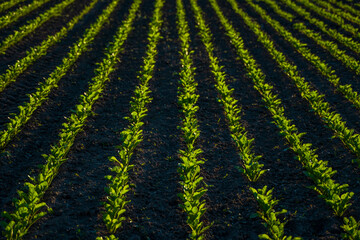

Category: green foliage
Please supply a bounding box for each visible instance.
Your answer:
[313,0,360,26]
[96,235,119,240]
[250,187,301,240]
[0,0,27,14]
[0,0,76,55]
[249,0,360,169]
[273,0,360,55]
[253,0,294,21]
[342,217,360,240]
[326,0,360,18]
[176,1,210,238]
[0,0,103,151]
[100,0,163,237]
[0,0,52,29]
[190,0,298,238]
[293,22,360,75]
[191,0,265,185]
[294,0,360,39]
[211,0,359,237]
[0,0,141,238]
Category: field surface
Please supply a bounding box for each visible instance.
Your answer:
[1,0,360,239]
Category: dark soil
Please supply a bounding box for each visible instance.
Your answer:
[1,0,360,239]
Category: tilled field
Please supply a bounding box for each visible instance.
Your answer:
[0,0,360,239]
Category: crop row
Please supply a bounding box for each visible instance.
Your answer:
[249,0,360,168]
[275,0,360,55]
[260,0,360,81]
[309,0,360,27]
[260,0,360,76]
[175,0,209,239]
[0,0,26,14]
[190,0,299,238]
[237,0,356,216]
[0,0,141,238]
[326,0,360,18]
[0,0,76,55]
[214,0,360,238]
[294,0,360,40]
[194,0,266,184]
[293,22,360,75]
[1,0,360,238]
[0,0,51,30]
[97,0,163,239]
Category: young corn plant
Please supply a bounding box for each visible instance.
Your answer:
[342,217,360,240]
[250,187,301,240]
[0,0,141,238]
